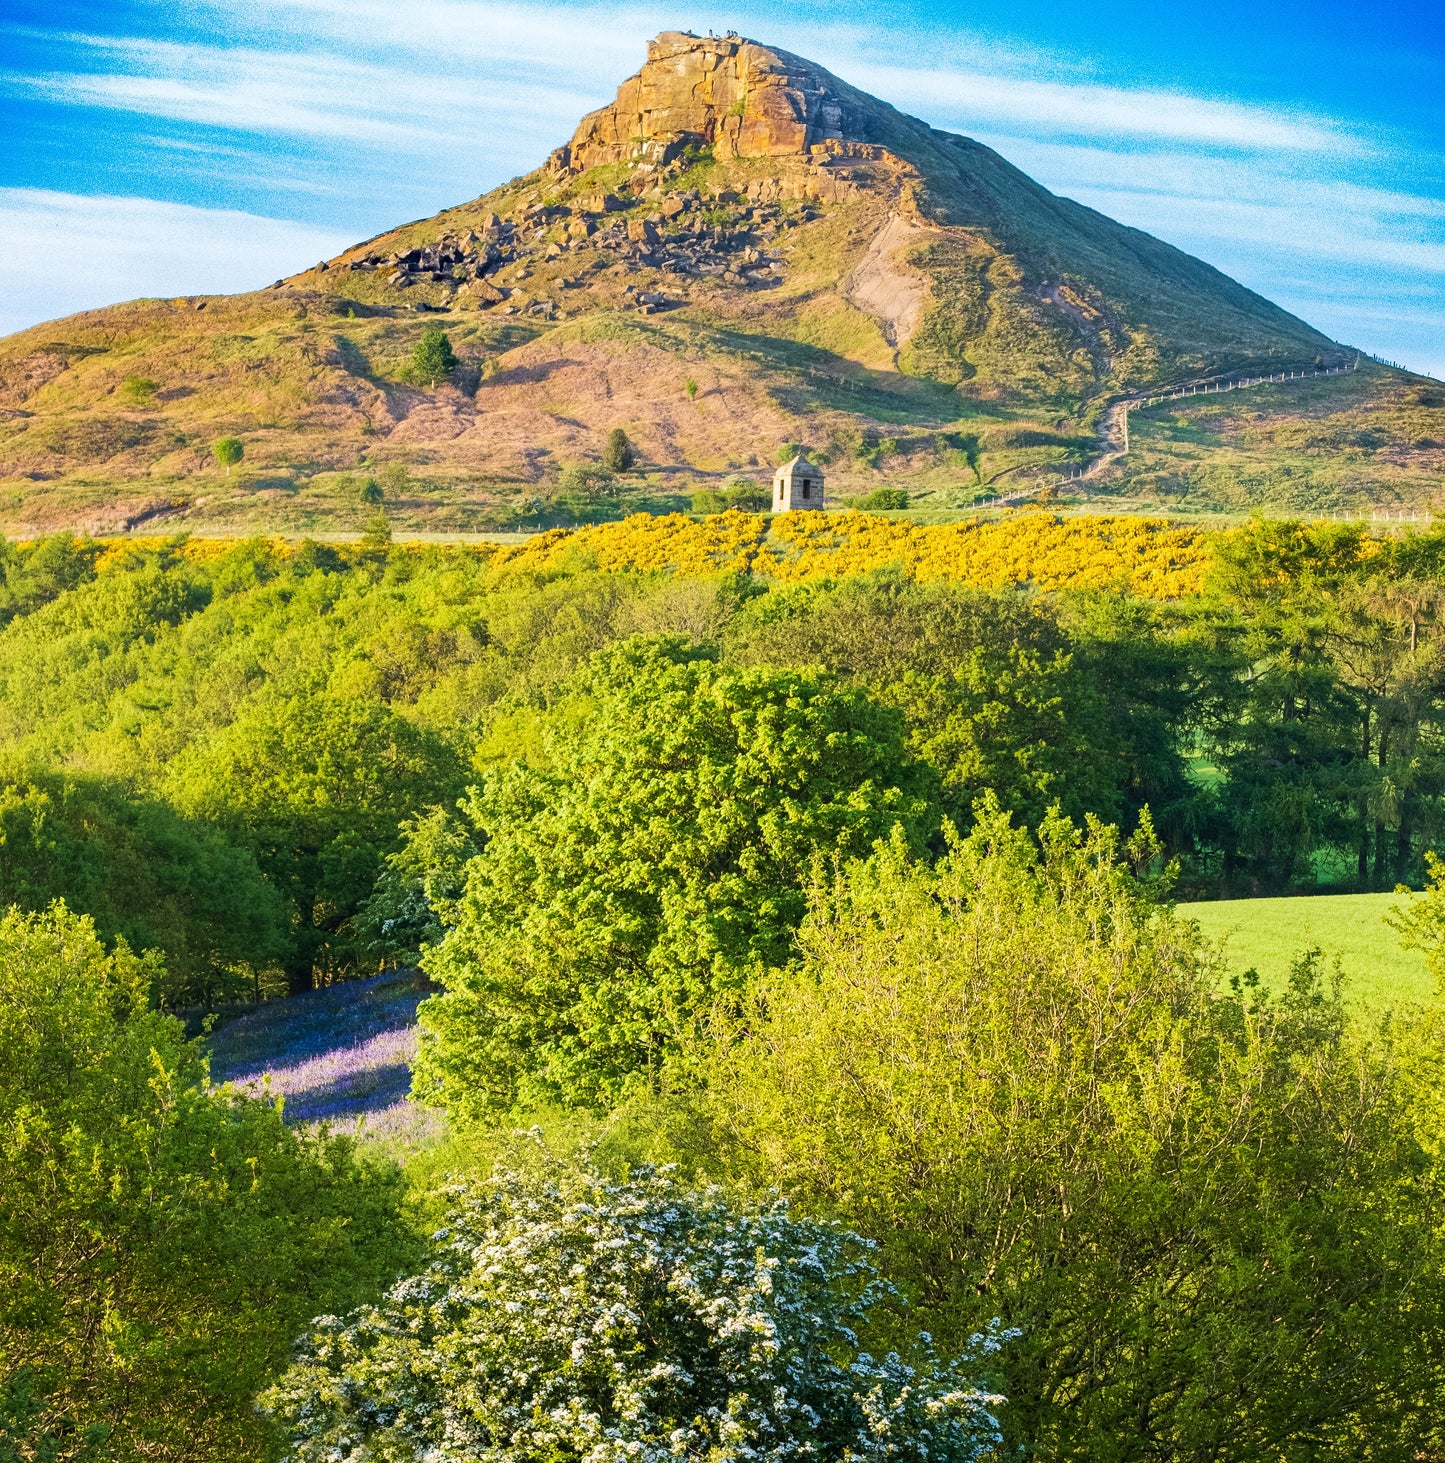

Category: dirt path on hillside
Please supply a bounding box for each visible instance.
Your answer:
[844,214,937,349]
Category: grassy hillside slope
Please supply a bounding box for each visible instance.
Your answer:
[0,30,1437,536]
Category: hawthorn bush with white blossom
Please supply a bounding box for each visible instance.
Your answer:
[259,1164,1011,1463]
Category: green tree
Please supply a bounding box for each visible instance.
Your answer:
[166,694,464,992]
[357,475,384,507]
[119,375,158,406]
[0,771,287,1007]
[707,805,1445,1459]
[0,905,417,1462]
[728,578,1130,833]
[360,512,392,553]
[556,460,618,499]
[602,426,636,473]
[261,1163,1009,1463]
[416,637,937,1116]
[211,436,243,475]
[410,326,457,386]
[354,804,478,964]
[1205,520,1445,891]
[0,531,100,625]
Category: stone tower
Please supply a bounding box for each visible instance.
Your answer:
[773,455,825,512]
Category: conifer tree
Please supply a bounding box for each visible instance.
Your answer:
[411,326,457,386]
[603,426,636,473]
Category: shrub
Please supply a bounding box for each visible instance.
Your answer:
[0,905,416,1462]
[260,1163,1011,1463]
[211,436,243,474]
[410,326,458,386]
[707,805,1445,1458]
[119,375,158,406]
[691,478,769,516]
[855,487,911,512]
[602,425,636,472]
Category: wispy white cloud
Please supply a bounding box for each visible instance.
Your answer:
[843,61,1356,155]
[3,0,1443,374]
[981,137,1445,270]
[0,189,350,336]
[6,34,599,149]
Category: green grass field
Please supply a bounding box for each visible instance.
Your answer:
[1177,891,1437,1007]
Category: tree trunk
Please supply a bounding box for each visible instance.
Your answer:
[1396,804,1414,887]
[287,891,317,995]
[1373,725,1391,890]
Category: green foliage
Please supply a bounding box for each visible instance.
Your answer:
[261,1162,1009,1463]
[0,771,286,1006]
[354,804,478,963]
[409,326,458,387]
[685,377,699,399]
[357,475,384,507]
[555,460,618,498]
[852,487,911,511]
[0,905,417,1461]
[211,436,243,473]
[727,578,1155,833]
[374,461,411,497]
[706,805,1445,1458]
[601,425,636,473]
[1390,850,1445,988]
[360,512,392,552]
[0,1365,110,1463]
[0,533,99,626]
[118,375,157,406]
[691,477,769,515]
[1203,519,1445,891]
[167,692,464,991]
[416,636,937,1116]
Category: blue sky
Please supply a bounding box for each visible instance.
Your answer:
[2,0,1442,375]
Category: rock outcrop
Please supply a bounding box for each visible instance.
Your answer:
[554,31,891,173]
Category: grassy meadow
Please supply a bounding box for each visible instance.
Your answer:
[1179,891,1436,1007]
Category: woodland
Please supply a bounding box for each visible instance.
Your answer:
[7,517,1445,1461]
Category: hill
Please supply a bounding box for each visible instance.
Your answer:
[0,30,1439,536]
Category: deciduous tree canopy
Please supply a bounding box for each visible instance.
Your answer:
[416,636,937,1114]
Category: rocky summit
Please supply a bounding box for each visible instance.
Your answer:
[0,31,1440,536]
[556,31,894,171]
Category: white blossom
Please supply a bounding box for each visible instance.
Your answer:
[260,1164,1012,1463]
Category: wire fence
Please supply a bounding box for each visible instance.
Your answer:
[1135,357,1359,410]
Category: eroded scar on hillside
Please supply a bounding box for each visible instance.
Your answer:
[844,214,938,349]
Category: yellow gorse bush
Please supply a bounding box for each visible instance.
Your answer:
[489,511,1210,598]
[489,510,767,577]
[96,512,1210,598]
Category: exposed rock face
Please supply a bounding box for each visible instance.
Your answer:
[556,31,886,172]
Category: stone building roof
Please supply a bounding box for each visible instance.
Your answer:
[775,455,822,478]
